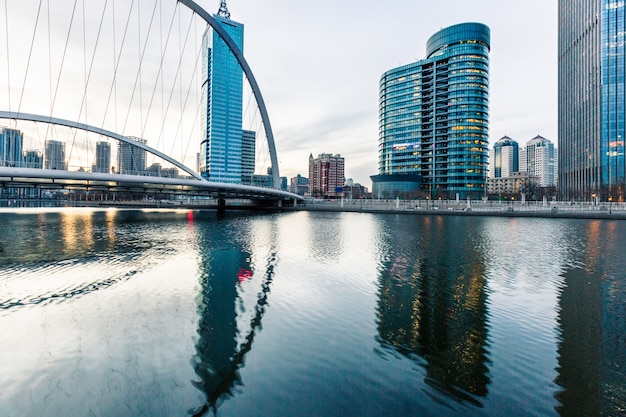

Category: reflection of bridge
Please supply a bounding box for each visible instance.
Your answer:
[0,0,302,206]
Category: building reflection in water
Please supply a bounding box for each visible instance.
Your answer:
[190,212,276,415]
[375,215,490,405]
[555,220,626,416]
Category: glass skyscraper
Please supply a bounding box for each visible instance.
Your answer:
[559,0,626,201]
[489,136,519,178]
[372,23,490,199]
[200,8,244,184]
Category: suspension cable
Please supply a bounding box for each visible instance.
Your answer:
[17,0,43,114]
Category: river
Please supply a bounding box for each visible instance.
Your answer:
[0,208,624,416]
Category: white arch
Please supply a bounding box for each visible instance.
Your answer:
[0,111,204,181]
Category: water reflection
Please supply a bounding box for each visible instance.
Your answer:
[556,220,626,416]
[375,215,490,405]
[191,213,277,415]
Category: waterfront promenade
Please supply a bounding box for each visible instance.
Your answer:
[294,198,626,220]
[2,197,626,220]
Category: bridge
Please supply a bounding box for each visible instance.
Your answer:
[0,0,302,207]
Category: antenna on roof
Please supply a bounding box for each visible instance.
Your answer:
[217,0,231,19]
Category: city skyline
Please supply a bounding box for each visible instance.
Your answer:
[232,0,557,186]
[1,0,558,188]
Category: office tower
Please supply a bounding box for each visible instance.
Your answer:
[23,150,43,169]
[44,140,67,170]
[521,135,557,187]
[559,1,625,201]
[372,23,490,199]
[489,136,519,178]
[308,153,345,198]
[92,141,111,174]
[200,0,244,183]
[117,137,147,175]
[0,127,24,167]
[241,129,255,184]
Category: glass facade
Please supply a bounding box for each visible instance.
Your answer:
[489,136,519,178]
[373,22,490,199]
[200,16,244,183]
[559,0,626,201]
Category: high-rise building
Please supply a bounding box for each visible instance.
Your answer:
[372,23,490,199]
[92,141,111,174]
[309,153,345,198]
[44,140,67,170]
[23,150,43,169]
[521,135,557,187]
[117,137,147,175]
[241,129,255,184]
[559,1,626,201]
[200,1,244,184]
[0,127,24,167]
[489,136,519,178]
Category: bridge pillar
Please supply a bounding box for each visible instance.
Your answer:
[218,198,226,213]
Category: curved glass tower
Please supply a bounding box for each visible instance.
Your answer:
[373,22,490,199]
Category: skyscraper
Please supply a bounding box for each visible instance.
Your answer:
[44,140,66,170]
[489,136,519,178]
[0,127,23,167]
[200,1,244,183]
[117,137,147,175]
[559,1,625,201]
[92,141,111,174]
[521,135,557,187]
[372,23,490,199]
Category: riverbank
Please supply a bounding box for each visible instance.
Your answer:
[287,199,626,220]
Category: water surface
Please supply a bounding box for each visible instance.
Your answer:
[0,208,624,416]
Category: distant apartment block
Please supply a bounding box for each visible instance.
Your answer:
[309,153,345,198]
[0,127,24,167]
[23,150,43,169]
[92,141,111,173]
[520,135,557,187]
[118,137,147,175]
[45,140,67,170]
[290,174,309,196]
[487,171,537,197]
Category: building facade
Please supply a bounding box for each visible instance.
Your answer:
[0,127,24,167]
[290,174,309,196]
[489,136,519,178]
[199,1,245,184]
[521,135,557,187]
[92,141,111,174]
[373,22,490,199]
[44,140,67,170]
[559,0,625,201]
[117,137,147,175]
[23,150,43,169]
[308,153,345,198]
[241,129,255,184]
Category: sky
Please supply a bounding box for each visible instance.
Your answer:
[1,0,558,188]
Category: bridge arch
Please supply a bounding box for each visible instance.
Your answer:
[177,0,281,190]
[0,111,204,181]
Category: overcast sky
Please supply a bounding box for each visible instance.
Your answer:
[225,0,558,186]
[1,0,558,187]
